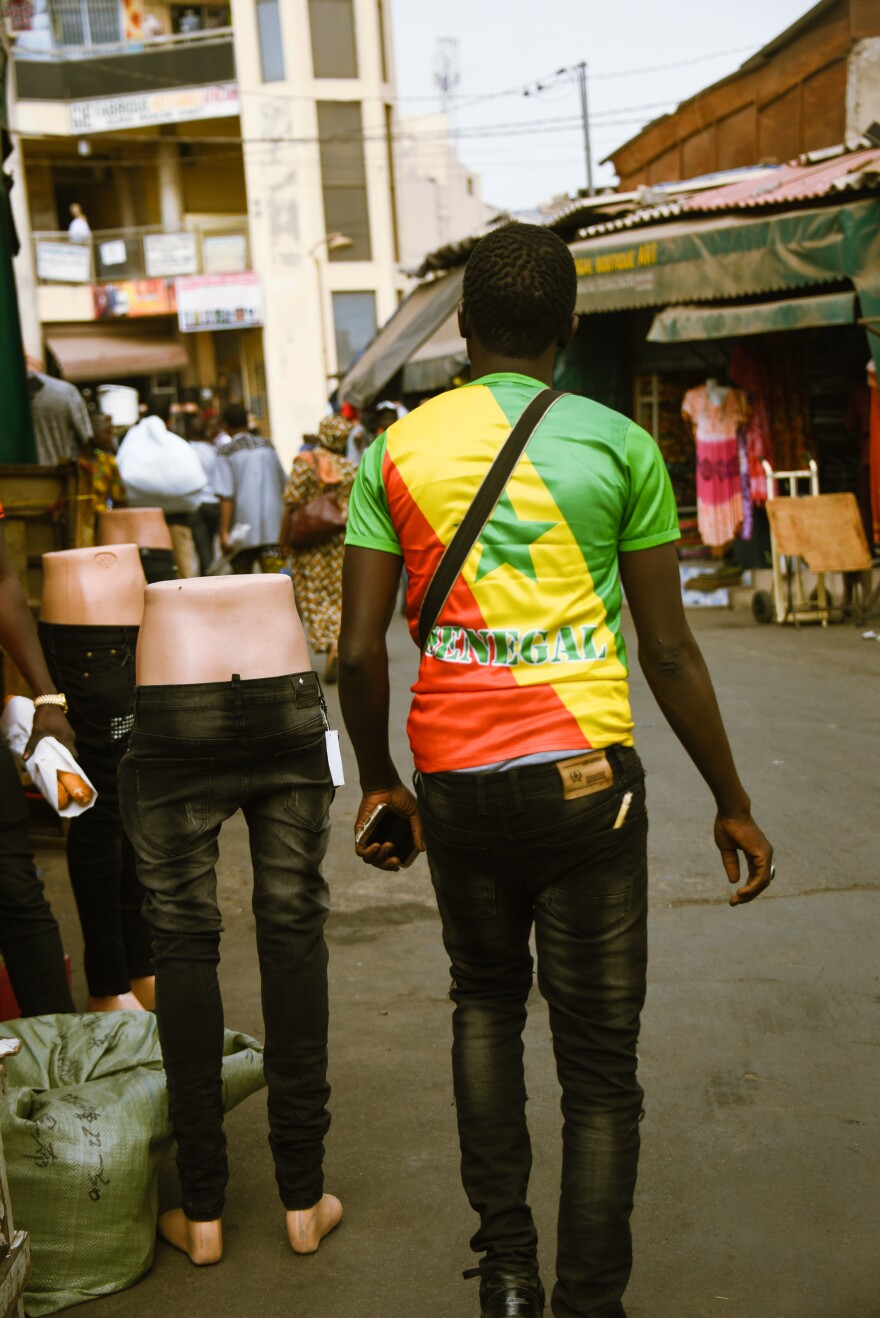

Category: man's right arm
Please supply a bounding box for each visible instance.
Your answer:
[618,542,773,906]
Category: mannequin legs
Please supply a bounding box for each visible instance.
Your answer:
[120,672,337,1240]
[39,624,153,1001]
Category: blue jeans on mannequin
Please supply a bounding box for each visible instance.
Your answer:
[119,672,334,1222]
[416,746,648,1318]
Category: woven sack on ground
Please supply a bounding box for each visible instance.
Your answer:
[0,1012,265,1315]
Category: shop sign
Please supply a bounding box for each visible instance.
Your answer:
[175,272,263,333]
[98,239,128,268]
[36,241,91,284]
[93,279,178,320]
[68,83,240,134]
[202,233,248,275]
[144,232,199,278]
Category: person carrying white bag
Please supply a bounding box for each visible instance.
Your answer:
[117,394,207,578]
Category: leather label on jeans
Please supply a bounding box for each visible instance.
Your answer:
[556,752,614,799]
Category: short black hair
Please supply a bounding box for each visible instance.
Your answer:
[147,392,172,423]
[223,401,248,430]
[462,223,577,359]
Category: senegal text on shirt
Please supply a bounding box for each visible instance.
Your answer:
[424,624,607,667]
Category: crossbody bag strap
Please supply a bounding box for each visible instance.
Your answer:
[417,387,567,651]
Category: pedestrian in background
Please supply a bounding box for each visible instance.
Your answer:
[26,363,93,466]
[117,393,205,578]
[215,402,287,573]
[67,203,90,243]
[281,414,356,683]
[186,412,221,573]
[339,222,774,1318]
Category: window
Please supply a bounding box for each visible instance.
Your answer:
[308,0,358,78]
[317,102,372,261]
[50,0,121,46]
[332,292,377,372]
[256,0,285,83]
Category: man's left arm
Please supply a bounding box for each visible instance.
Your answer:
[338,546,424,871]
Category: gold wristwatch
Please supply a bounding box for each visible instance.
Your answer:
[34,693,69,714]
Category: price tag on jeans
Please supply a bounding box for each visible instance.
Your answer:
[325,730,345,787]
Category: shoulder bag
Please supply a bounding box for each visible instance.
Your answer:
[282,453,347,550]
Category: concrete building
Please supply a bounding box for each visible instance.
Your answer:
[395,113,495,272]
[605,0,880,189]
[4,0,402,463]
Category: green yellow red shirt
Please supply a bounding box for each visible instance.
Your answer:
[346,373,680,772]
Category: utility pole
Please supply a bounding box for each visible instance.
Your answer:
[575,61,594,196]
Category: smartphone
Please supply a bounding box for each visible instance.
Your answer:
[356,803,419,868]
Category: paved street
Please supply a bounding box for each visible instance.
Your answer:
[36,607,880,1318]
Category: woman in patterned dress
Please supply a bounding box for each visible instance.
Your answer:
[281,414,357,682]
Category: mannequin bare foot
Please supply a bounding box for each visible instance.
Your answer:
[130,976,156,1010]
[88,992,147,1012]
[324,642,339,685]
[158,1209,222,1265]
[286,1193,343,1254]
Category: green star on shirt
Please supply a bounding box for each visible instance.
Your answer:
[474,491,556,583]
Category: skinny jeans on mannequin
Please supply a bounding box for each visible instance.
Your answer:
[118,672,333,1222]
[416,746,648,1318]
[39,623,152,997]
[0,741,74,1015]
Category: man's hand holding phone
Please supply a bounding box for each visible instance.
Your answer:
[354,783,425,872]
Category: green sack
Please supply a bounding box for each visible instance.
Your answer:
[0,1012,265,1315]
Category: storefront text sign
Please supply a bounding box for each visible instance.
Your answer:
[36,241,91,284]
[144,232,199,278]
[68,83,239,134]
[175,272,264,332]
[93,279,177,320]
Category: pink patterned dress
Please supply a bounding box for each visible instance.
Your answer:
[682,385,751,547]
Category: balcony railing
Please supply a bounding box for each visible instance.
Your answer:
[33,219,250,286]
[11,27,236,102]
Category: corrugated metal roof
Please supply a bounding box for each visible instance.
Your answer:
[682,146,880,210]
[577,144,880,240]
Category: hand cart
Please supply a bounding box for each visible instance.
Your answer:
[751,460,873,626]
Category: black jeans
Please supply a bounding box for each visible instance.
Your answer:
[118,672,334,1221]
[139,547,177,584]
[0,741,74,1016]
[39,623,153,997]
[192,503,219,574]
[416,747,648,1318]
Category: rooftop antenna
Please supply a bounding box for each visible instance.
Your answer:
[433,37,461,116]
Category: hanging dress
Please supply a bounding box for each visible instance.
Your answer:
[682,385,751,548]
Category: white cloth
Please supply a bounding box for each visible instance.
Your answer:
[118,415,207,513]
[68,216,91,243]
[1,697,97,818]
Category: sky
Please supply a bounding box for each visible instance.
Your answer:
[390,0,819,212]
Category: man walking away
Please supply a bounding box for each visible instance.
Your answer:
[215,403,287,574]
[27,366,92,466]
[338,223,774,1318]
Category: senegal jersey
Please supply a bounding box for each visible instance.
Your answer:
[346,373,680,772]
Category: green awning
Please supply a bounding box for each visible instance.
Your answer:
[647,291,858,342]
[338,268,464,408]
[571,199,880,316]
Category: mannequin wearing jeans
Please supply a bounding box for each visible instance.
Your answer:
[96,507,177,584]
[118,575,342,1267]
[39,544,153,1012]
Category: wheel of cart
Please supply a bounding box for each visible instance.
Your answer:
[754,459,873,626]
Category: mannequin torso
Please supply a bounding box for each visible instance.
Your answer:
[97,508,173,551]
[41,545,147,626]
[137,576,311,685]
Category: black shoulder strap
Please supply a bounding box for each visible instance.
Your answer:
[417,388,566,651]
